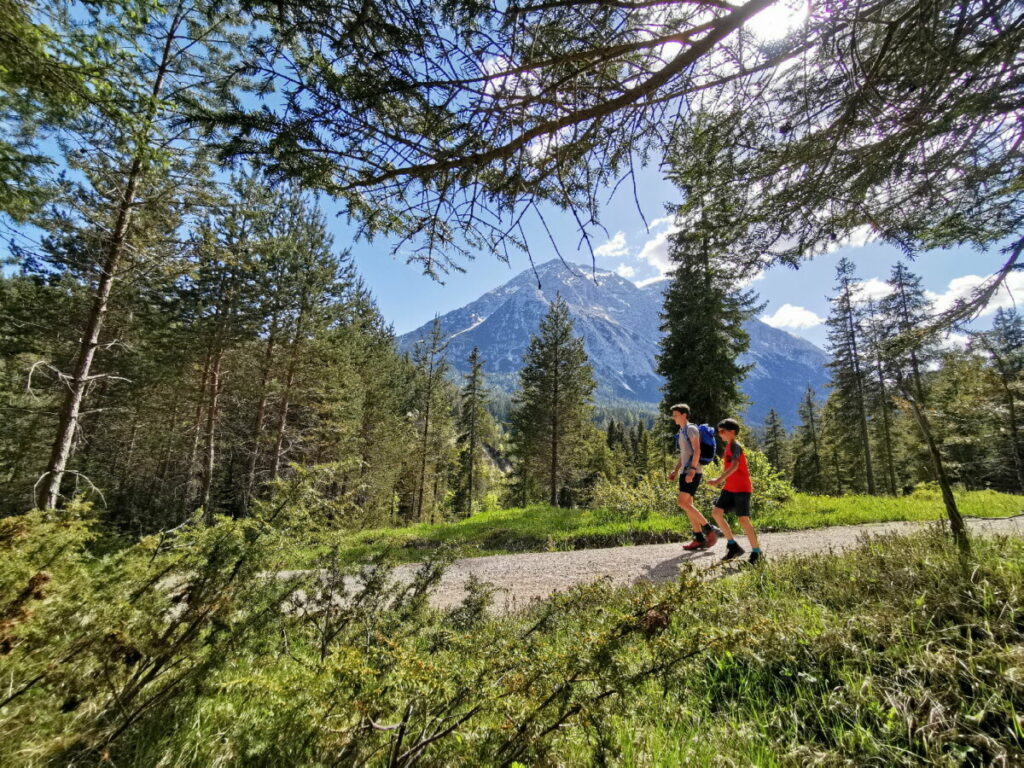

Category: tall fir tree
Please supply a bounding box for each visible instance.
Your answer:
[791,387,825,493]
[658,117,760,429]
[409,317,457,523]
[974,308,1024,490]
[761,408,787,474]
[509,295,596,507]
[824,257,876,494]
[453,347,498,517]
[879,261,965,543]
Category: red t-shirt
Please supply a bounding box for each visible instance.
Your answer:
[723,440,753,493]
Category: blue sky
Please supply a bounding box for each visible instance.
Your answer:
[331,165,1019,350]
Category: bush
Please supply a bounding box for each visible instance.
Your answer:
[4,495,1022,766]
[591,447,794,523]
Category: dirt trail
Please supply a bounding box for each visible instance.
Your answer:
[383,517,1024,613]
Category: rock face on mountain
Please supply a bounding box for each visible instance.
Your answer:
[398,260,830,427]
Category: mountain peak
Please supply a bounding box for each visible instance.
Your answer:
[399,262,829,425]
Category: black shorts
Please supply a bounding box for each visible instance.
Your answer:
[714,490,752,517]
[678,471,702,495]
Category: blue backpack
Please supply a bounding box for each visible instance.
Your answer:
[697,424,717,465]
[676,423,718,465]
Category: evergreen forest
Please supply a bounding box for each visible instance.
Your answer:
[2,0,1023,764]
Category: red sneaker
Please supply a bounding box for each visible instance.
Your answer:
[703,529,718,548]
[683,536,707,551]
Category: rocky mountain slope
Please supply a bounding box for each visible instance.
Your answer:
[398,260,830,426]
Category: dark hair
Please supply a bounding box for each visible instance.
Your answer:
[717,418,741,433]
[669,403,690,416]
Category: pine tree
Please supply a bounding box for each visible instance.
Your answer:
[509,295,596,507]
[974,308,1024,490]
[761,409,787,474]
[824,257,876,494]
[880,261,965,543]
[792,387,825,493]
[862,299,899,495]
[658,120,760,428]
[33,0,247,510]
[410,317,457,523]
[454,348,498,517]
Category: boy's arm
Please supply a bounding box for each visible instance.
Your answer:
[668,435,683,479]
[686,429,701,475]
[709,443,741,485]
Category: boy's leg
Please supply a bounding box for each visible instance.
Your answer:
[678,492,710,531]
[713,492,745,561]
[711,507,735,541]
[738,516,760,550]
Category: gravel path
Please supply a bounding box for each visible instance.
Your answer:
[384,516,1024,614]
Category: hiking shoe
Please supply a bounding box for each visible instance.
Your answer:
[703,528,718,548]
[683,536,707,551]
[747,550,763,565]
[721,541,745,561]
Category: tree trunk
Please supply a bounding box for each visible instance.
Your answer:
[270,363,297,482]
[874,358,898,495]
[807,399,823,492]
[37,15,181,510]
[416,362,435,522]
[244,321,277,511]
[201,348,224,523]
[845,304,876,495]
[998,375,1024,490]
[467,401,476,517]
[549,353,560,507]
[271,304,307,482]
[902,385,966,548]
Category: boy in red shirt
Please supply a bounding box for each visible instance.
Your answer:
[706,418,762,564]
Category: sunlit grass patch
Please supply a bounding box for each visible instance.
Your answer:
[304,489,1023,567]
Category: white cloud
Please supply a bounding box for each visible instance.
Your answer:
[636,275,669,289]
[851,277,893,304]
[615,263,636,279]
[927,271,1024,316]
[761,304,825,329]
[634,217,682,281]
[740,270,766,288]
[941,332,971,350]
[594,231,629,259]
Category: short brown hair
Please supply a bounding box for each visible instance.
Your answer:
[717,418,741,434]
[670,403,690,416]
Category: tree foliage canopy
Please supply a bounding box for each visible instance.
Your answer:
[190,0,1024,285]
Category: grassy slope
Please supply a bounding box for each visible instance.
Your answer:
[125,531,1024,765]
[321,489,1023,565]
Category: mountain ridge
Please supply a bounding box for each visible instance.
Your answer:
[399,259,830,426]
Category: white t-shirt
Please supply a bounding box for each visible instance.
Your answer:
[677,423,701,474]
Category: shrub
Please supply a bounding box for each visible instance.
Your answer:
[591,447,794,523]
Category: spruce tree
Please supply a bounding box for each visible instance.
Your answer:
[657,121,760,428]
[880,262,965,543]
[509,295,596,507]
[454,348,498,517]
[976,309,1024,490]
[792,387,825,493]
[761,408,787,474]
[824,257,876,494]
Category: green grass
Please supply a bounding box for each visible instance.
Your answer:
[5,508,1024,766]
[307,488,1023,566]
[758,487,1023,530]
